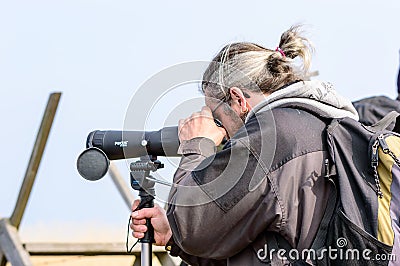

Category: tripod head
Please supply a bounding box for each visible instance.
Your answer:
[129,155,164,247]
[130,156,164,197]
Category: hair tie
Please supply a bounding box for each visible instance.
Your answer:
[275,47,286,57]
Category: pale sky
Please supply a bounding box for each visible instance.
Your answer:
[1,0,400,242]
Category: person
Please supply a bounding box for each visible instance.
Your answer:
[130,25,359,265]
[352,56,400,126]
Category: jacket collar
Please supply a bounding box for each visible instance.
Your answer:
[245,80,359,123]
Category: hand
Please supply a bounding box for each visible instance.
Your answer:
[178,106,226,146]
[130,199,172,246]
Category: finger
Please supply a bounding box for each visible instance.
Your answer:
[133,232,145,239]
[130,224,148,233]
[178,119,188,139]
[178,119,184,131]
[131,208,157,220]
[132,218,147,225]
[201,106,213,117]
[190,111,201,119]
[218,127,227,137]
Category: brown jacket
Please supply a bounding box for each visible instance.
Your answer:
[166,107,333,265]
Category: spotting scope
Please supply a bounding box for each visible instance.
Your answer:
[76,126,179,180]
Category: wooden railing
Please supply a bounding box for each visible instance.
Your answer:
[0,93,178,266]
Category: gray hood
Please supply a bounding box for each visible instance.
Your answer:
[246,80,359,123]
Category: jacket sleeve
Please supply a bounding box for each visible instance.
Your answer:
[166,122,283,260]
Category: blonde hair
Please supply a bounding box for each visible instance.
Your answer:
[202,25,314,100]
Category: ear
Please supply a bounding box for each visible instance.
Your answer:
[229,87,250,113]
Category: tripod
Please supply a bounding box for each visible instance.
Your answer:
[130,155,164,266]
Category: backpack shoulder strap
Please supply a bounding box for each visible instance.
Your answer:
[309,177,337,266]
[366,111,400,133]
[395,114,400,133]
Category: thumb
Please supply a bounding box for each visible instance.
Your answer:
[132,199,140,211]
[212,127,227,146]
[218,126,227,136]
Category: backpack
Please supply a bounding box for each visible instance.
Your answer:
[352,96,400,126]
[309,110,400,265]
[267,111,400,266]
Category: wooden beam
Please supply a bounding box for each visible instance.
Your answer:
[0,254,5,266]
[0,219,33,266]
[108,162,135,210]
[133,255,141,266]
[0,229,5,266]
[10,92,62,228]
[24,242,178,265]
[24,242,169,256]
[155,252,178,266]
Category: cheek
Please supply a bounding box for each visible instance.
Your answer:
[220,108,245,138]
[230,102,242,114]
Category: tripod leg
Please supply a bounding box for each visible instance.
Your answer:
[141,243,152,266]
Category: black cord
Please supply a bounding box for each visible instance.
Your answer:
[126,206,140,253]
[126,197,155,253]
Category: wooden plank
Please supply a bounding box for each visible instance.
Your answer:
[0,217,5,266]
[0,253,6,266]
[24,242,168,256]
[10,92,62,229]
[155,252,178,266]
[108,162,135,210]
[25,243,179,265]
[133,255,141,266]
[0,219,33,266]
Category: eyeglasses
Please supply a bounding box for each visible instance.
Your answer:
[211,99,231,141]
[205,83,232,128]
[214,118,223,127]
[211,98,229,128]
